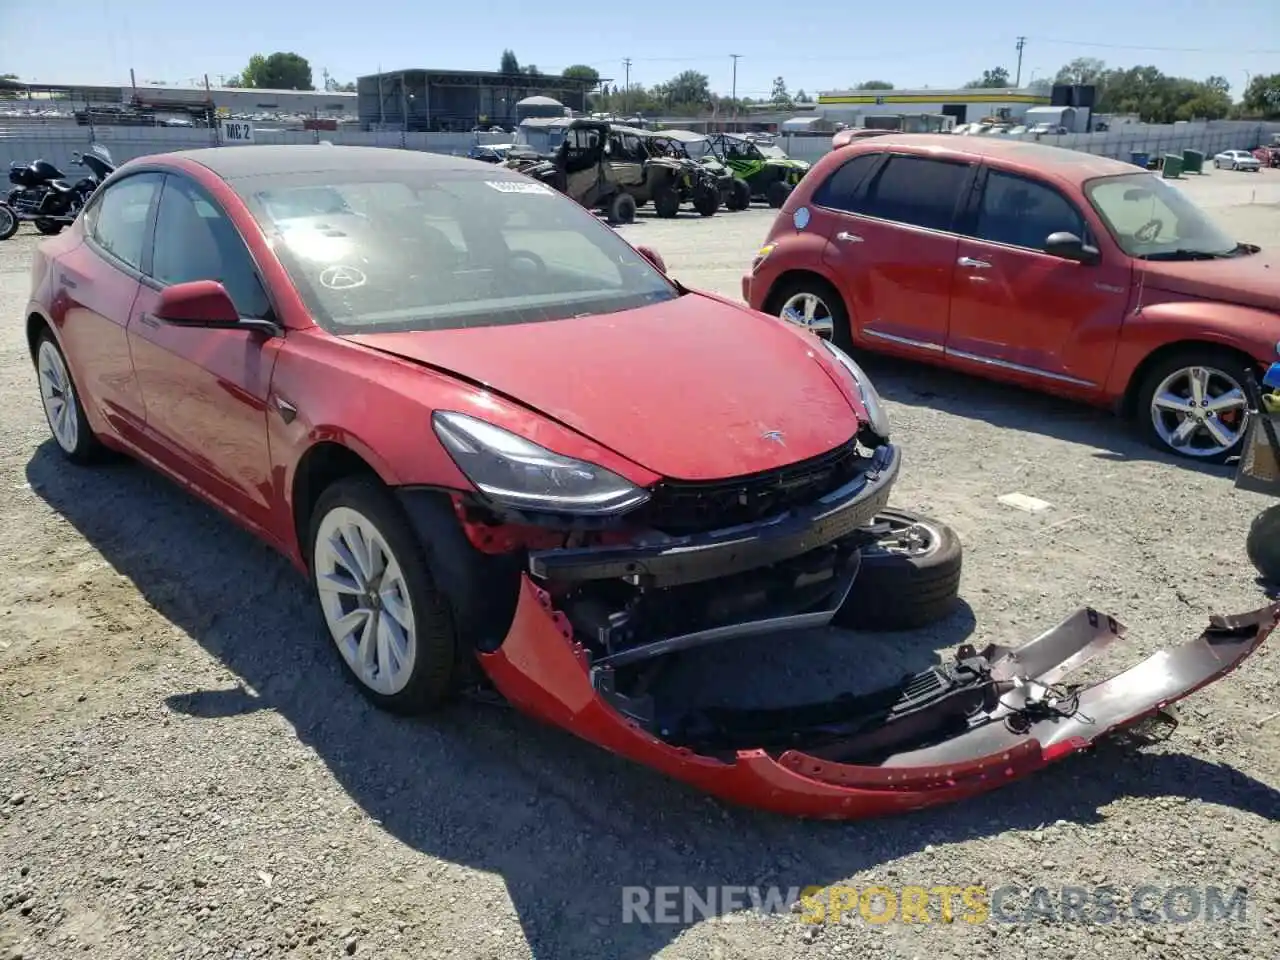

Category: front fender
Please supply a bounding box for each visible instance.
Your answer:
[1104,296,1280,397]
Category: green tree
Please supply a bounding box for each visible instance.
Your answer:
[856,80,894,90]
[652,70,711,112]
[562,64,600,85]
[500,49,520,75]
[228,52,314,90]
[771,76,792,110]
[795,88,808,102]
[964,66,1011,89]
[1053,58,1107,85]
[0,73,20,99]
[1242,73,1280,118]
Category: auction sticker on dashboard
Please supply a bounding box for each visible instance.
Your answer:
[485,181,555,195]
[319,265,366,290]
[793,206,810,230]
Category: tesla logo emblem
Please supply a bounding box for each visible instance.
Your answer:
[319,265,366,290]
[761,430,786,445]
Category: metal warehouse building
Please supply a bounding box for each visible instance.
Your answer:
[357,68,607,132]
[817,87,1051,126]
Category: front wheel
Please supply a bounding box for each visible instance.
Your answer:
[608,192,637,225]
[0,203,17,241]
[692,185,718,217]
[35,330,106,464]
[833,510,964,631]
[309,476,461,714]
[1134,348,1252,462]
[1247,504,1280,584]
[728,177,751,211]
[766,274,854,352]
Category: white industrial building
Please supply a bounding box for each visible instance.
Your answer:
[817,87,1051,128]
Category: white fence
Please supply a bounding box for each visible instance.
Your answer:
[2,119,1278,175]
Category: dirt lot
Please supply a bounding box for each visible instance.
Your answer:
[2,166,1279,960]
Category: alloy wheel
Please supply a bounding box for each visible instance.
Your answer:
[864,514,942,560]
[779,292,834,337]
[1149,364,1248,458]
[313,506,418,696]
[38,339,80,454]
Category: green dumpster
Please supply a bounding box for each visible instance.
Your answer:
[1162,154,1183,178]
[1182,149,1204,174]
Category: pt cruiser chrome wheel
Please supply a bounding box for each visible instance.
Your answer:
[314,506,417,696]
[1149,364,1248,458]
[779,292,834,337]
[38,339,80,454]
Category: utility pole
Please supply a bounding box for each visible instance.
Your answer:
[623,58,632,116]
[1014,36,1026,87]
[730,54,741,128]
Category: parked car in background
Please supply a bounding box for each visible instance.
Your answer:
[745,134,1280,462]
[1213,149,1261,172]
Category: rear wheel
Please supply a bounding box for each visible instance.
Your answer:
[834,510,963,631]
[1248,504,1280,584]
[309,476,461,714]
[608,192,637,225]
[653,186,680,219]
[766,180,791,208]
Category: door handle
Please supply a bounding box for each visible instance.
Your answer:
[58,273,77,289]
[835,231,863,243]
[957,257,991,268]
[138,312,161,329]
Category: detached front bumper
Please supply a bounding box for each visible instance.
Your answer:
[478,583,1279,819]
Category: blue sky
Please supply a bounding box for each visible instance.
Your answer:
[1,0,1276,97]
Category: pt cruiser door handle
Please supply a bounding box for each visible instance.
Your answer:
[957,256,991,268]
[835,231,863,243]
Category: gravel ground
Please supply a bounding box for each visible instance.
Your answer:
[2,164,1279,960]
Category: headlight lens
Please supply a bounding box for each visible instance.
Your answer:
[432,411,650,516]
[819,341,891,439]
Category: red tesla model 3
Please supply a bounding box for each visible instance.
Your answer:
[24,144,1276,819]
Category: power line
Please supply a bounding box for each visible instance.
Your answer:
[1026,36,1280,55]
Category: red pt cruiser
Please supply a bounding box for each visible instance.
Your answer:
[745,134,1280,462]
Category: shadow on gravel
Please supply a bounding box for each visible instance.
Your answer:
[855,353,1237,477]
[27,442,1279,960]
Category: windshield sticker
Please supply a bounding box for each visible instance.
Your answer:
[485,180,555,195]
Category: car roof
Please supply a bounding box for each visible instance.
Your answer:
[155,144,487,182]
[841,133,1138,180]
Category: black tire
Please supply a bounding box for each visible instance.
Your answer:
[728,178,751,211]
[833,509,963,631]
[34,219,63,235]
[1133,346,1255,463]
[0,203,17,241]
[608,192,637,225]
[34,329,107,465]
[692,185,719,217]
[765,274,855,354]
[308,475,461,714]
[766,180,791,208]
[653,186,680,219]
[1247,504,1280,584]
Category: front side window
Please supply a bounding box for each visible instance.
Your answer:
[150,176,271,317]
[860,156,971,233]
[811,153,882,213]
[237,171,677,334]
[973,169,1086,250]
[88,173,163,270]
[1085,172,1239,259]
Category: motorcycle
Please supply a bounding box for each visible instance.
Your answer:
[1237,362,1280,585]
[0,144,115,241]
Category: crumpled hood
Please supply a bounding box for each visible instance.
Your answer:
[1140,250,1280,312]
[345,293,863,481]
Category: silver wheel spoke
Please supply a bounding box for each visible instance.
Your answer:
[333,607,370,644]
[803,296,817,322]
[317,569,363,597]
[328,532,368,591]
[1188,367,1208,405]
[1153,391,1194,414]
[1203,417,1236,448]
[380,586,412,631]
[1171,418,1199,446]
[1206,389,1245,413]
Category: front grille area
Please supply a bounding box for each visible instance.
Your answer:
[634,437,865,535]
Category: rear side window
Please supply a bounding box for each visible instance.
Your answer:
[86,173,163,270]
[974,169,1085,250]
[860,156,971,232]
[811,153,881,213]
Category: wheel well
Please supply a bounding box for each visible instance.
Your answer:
[762,270,840,315]
[1120,340,1259,418]
[26,313,50,361]
[291,442,380,564]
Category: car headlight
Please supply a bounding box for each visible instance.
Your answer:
[432,411,650,516]
[818,340,891,440]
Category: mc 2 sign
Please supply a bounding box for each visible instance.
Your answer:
[219,120,255,144]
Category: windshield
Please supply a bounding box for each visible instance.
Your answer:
[1084,172,1239,259]
[240,170,677,334]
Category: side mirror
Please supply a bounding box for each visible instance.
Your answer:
[635,245,667,273]
[1044,231,1101,265]
[152,280,280,335]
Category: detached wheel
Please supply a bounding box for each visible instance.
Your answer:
[766,180,791,208]
[35,330,106,464]
[653,186,680,219]
[0,204,17,241]
[1247,504,1280,584]
[833,509,963,631]
[608,192,637,225]
[728,178,751,210]
[309,476,461,714]
[1134,347,1252,463]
